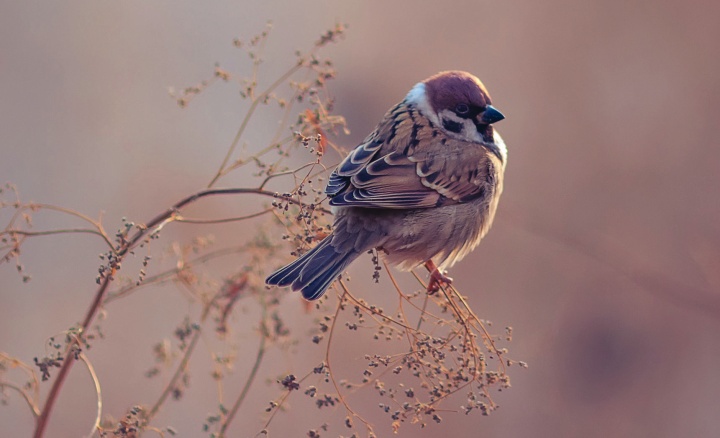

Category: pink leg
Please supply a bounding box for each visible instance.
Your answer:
[424,260,453,293]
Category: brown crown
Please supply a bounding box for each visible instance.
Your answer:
[423,71,492,114]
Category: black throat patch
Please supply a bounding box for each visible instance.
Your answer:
[442,119,463,134]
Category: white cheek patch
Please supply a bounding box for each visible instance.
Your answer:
[405,83,441,127]
[468,120,485,143]
[438,110,483,143]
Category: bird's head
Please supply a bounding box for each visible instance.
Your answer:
[406,71,504,144]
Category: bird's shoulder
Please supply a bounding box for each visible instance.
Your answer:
[325,102,500,208]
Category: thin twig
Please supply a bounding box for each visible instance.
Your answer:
[1,202,114,250]
[104,245,256,304]
[0,382,40,418]
[146,328,201,421]
[258,369,316,434]
[2,228,110,241]
[0,352,40,413]
[218,296,269,437]
[175,208,273,224]
[78,353,102,438]
[325,285,374,434]
[207,62,308,189]
[33,271,112,438]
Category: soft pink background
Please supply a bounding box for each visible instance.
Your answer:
[2,1,719,437]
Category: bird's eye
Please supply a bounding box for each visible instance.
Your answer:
[455,103,470,115]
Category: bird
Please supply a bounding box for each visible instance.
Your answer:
[266,71,507,300]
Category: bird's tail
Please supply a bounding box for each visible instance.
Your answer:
[266,237,358,300]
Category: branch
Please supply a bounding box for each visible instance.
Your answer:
[145,328,201,421]
[0,382,40,418]
[33,186,321,438]
[78,353,102,438]
[207,61,308,189]
[218,297,269,437]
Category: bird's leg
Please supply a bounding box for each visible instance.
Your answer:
[424,260,453,293]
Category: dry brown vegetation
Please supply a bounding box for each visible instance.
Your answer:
[1,24,523,438]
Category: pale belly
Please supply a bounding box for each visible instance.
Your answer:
[331,194,499,272]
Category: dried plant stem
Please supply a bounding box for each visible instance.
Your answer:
[105,245,255,304]
[415,264,507,370]
[258,161,331,191]
[207,62,307,189]
[4,229,111,243]
[259,369,315,433]
[218,297,269,437]
[0,382,39,418]
[33,187,322,438]
[341,290,415,332]
[218,343,267,436]
[33,273,112,438]
[146,329,201,422]
[0,352,40,417]
[326,285,374,434]
[78,353,102,438]
[446,284,506,367]
[176,208,273,224]
[1,203,114,251]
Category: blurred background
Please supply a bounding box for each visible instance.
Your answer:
[2,1,719,437]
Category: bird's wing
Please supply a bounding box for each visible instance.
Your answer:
[326,106,494,209]
[328,151,442,208]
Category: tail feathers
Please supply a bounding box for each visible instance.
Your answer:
[266,237,357,300]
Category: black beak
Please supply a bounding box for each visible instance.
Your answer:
[480,105,504,124]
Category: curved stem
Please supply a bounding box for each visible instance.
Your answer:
[207,62,306,189]
[104,245,254,304]
[1,203,115,250]
[218,297,268,437]
[176,208,273,224]
[146,329,201,421]
[32,186,314,438]
[33,274,112,438]
[78,353,102,438]
[3,228,110,242]
[324,285,374,434]
[0,382,40,417]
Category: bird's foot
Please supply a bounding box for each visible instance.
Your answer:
[424,261,453,293]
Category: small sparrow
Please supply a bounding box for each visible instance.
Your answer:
[266,71,507,300]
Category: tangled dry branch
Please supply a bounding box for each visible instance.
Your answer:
[0,23,519,438]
